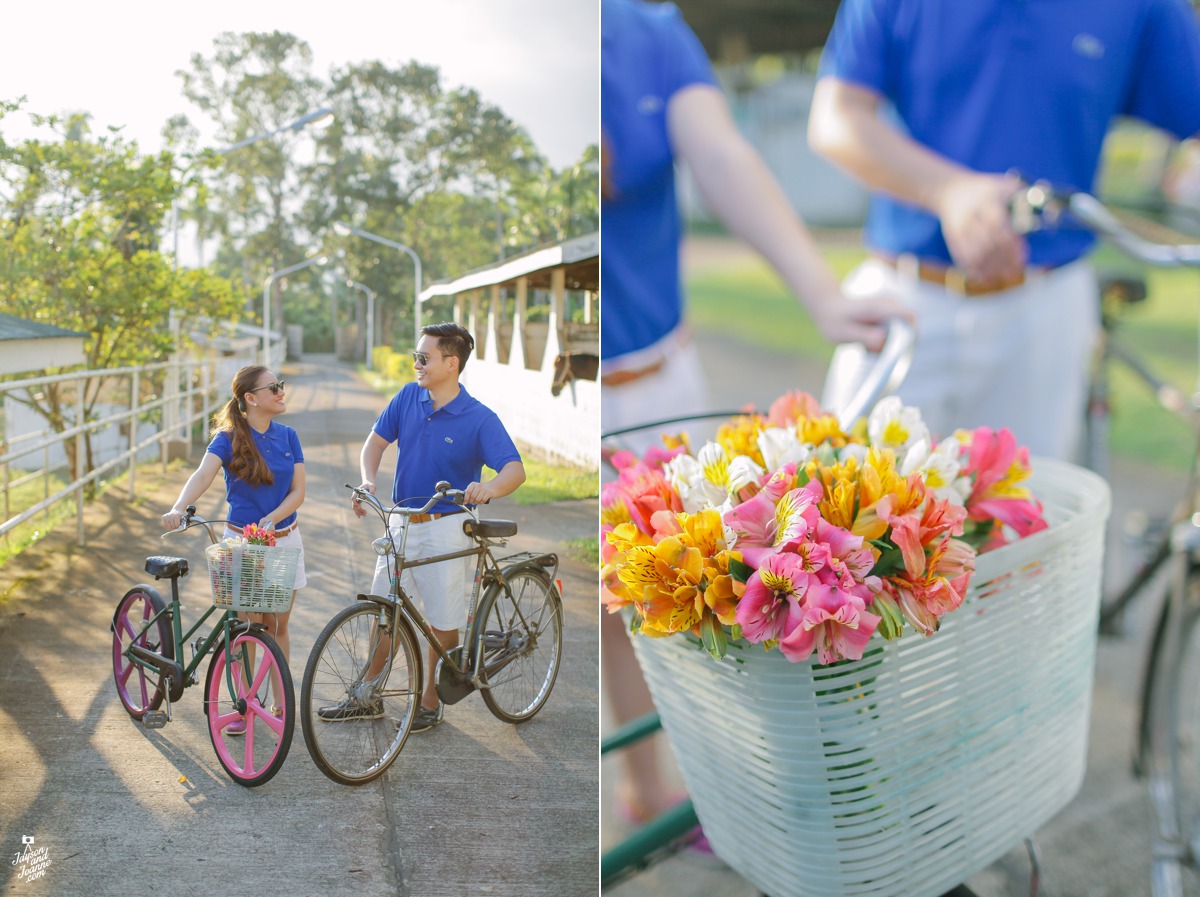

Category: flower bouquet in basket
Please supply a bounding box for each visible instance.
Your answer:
[207,524,296,611]
[602,392,1049,665]
[602,392,1111,897]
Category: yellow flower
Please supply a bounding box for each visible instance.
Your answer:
[702,549,745,626]
[717,415,766,467]
[619,537,706,635]
[796,413,852,448]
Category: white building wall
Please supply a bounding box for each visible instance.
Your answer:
[461,359,598,470]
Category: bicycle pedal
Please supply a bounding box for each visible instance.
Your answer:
[142,711,169,729]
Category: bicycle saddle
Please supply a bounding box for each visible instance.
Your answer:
[145,556,189,579]
[463,519,517,539]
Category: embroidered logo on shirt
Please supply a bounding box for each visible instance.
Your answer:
[1072,34,1105,59]
[637,94,664,116]
[445,437,454,444]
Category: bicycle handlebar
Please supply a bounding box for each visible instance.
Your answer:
[161,505,233,545]
[1011,180,1200,268]
[346,483,472,522]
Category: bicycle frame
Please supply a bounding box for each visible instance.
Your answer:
[120,515,270,720]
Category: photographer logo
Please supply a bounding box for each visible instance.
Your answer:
[11,835,50,882]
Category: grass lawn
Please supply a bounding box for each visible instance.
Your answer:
[686,236,1200,475]
[506,454,598,505]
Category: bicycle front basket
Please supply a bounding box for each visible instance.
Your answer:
[631,457,1111,897]
[205,542,299,613]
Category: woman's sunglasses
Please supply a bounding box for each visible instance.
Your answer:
[249,380,286,395]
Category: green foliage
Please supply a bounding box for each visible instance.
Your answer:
[564,536,600,571]
[364,346,418,393]
[0,109,249,486]
[506,456,598,506]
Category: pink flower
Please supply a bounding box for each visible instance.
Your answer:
[724,480,822,567]
[736,553,810,643]
[962,427,1048,538]
[766,390,823,428]
[885,536,976,635]
[778,583,881,664]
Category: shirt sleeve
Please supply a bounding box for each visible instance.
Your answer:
[817,0,894,96]
[371,389,405,444]
[653,2,719,99]
[288,426,305,464]
[1121,0,1200,138]
[207,431,232,467]
[479,412,522,473]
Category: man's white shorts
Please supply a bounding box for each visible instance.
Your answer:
[370,514,474,631]
[821,258,1099,461]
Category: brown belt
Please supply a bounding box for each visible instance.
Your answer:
[408,512,447,524]
[600,358,667,387]
[876,254,1035,297]
[232,521,298,537]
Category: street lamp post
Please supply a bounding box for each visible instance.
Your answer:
[171,107,334,270]
[332,222,423,350]
[338,276,378,368]
[262,255,328,364]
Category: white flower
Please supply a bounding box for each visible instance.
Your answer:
[868,397,930,457]
[837,443,870,466]
[663,443,729,512]
[902,438,966,505]
[757,427,811,473]
[728,455,767,497]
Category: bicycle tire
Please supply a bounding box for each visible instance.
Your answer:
[1141,558,1200,897]
[478,567,563,723]
[111,585,173,720]
[204,628,294,787]
[301,602,421,786]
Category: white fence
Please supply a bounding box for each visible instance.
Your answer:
[0,345,257,548]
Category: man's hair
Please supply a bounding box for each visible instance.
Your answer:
[423,321,475,372]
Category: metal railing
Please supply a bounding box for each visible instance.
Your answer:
[0,345,258,549]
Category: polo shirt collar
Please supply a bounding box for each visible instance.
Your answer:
[420,384,473,415]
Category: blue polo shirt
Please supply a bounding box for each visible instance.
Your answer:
[820,0,1200,267]
[207,422,304,529]
[601,0,718,362]
[371,383,522,512]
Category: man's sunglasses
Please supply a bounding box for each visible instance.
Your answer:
[411,352,450,366]
[249,380,286,395]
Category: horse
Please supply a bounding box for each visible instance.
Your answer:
[551,352,599,396]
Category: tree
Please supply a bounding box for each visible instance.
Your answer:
[0,106,247,486]
[172,32,598,351]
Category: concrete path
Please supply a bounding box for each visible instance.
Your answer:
[0,356,598,897]
[601,236,1190,897]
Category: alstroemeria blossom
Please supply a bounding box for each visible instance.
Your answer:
[724,479,823,567]
[778,584,882,664]
[868,397,930,457]
[736,552,810,643]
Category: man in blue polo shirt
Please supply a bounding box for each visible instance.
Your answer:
[809,0,1200,460]
[331,321,524,732]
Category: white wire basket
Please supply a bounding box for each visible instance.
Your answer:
[205,542,299,613]
[630,458,1111,897]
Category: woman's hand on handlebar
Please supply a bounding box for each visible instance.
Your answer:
[161,509,187,531]
[812,295,915,354]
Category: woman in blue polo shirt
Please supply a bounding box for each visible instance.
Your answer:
[162,364,306,734]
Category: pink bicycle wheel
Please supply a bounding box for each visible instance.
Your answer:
[204,629,294,787]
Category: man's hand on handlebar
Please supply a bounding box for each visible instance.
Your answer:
[937,171,1028,286]
[352,481,377,518]
[463,480,496,506]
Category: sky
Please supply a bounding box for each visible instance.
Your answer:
[0,0,599,170]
